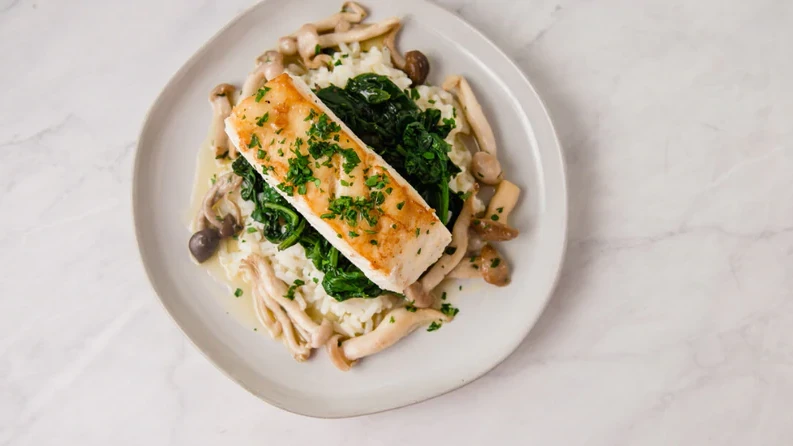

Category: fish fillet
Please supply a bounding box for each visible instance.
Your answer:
[224,73,452,292]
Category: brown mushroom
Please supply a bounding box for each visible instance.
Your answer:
[479,244,510,286]
[448,244,510,285]
[241,51,284,99]
[383,23,430,85]
[471,180,521,241]
[442,75,502,184]
[208,84,236,158]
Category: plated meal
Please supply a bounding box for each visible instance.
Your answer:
[188,2,522,371]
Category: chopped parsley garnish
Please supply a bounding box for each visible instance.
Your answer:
[365,173,389,189]
[314,44,322,55]
[389,316,395,323]
[304,108,318,122]
[348,231,359,237]
[415,228,421,237]
[428,99,436,104]
[313,277,319,283]
[284,279,305,300]
[278,149,318,195]
[364,229,377,234]
[249,134,261,148]
[491,214,500,221]
[440,303,459,317]
[491,258,501,268]
[469,255,477,263]
[391,224,397,229]
[325,193,384,227]
[396,201,405,210]
[405,303,417,312]
[308,113,342,140]
[210,174,217,185]
[334,59,342,66]
[257,149,265,159]
[410,88,420,101]
[340,179,351,187]
[427,321,442,332]
[254,87,271,102]
[255,112,269,126]
[417,248,422,255]
[385,187,393,194]
[370,239,378,245]
[233,288,243,297]
[497,207,504,213]
[246,227,258,233]
[275,128,283,134]
[444,246,456,255]
[277,148,284,156]
[441,292,447,300]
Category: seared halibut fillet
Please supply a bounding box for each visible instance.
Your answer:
[225,73,452,292]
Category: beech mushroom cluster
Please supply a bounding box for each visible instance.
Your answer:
[242,254,333,361]
[189,172,243,263]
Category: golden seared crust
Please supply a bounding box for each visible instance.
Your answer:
[225,73,451,291]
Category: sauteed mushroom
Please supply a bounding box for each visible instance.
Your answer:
[383,23,430,85]
[443,75,502,184]
[241,51,284,99]
[471,180,520,241]
[208,84,236,158]
[339,307,451,362]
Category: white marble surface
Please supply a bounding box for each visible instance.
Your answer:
[2,0,793,444]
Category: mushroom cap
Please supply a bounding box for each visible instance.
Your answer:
[295,24,321,61]
[209,83,235,101]
[277,36,297,56]
[471,218,519,242]
[479,244,510,286]
[471,151,503,185]
[403,50,430,85]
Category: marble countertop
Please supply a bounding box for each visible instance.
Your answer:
[3,0,793,444]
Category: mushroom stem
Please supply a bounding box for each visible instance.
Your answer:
[317,17,401,47]
[209,84,236,158]
[193,172,242,231]
[252,285,282,339]
[443,75,502,184]
[404,282,434,308]
[486,180,520,221]
[420,188,477,291]
[383,22,405,69]
[327,334,357,371]
[448,257,482,279]
[242,254,333,349]
[341,308,451,361]
[312,1,367,32]
[241,51,284,99]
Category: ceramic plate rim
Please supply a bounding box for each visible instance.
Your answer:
[132,0,568,418]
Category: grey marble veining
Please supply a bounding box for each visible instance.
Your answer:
[2,0,793,444]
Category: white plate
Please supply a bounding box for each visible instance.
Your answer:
[133,0,567,418]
